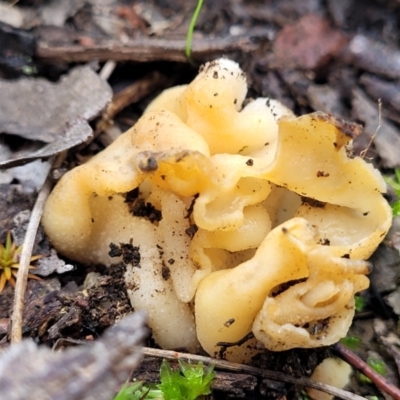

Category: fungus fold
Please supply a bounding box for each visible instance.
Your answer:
[42,58,392,361]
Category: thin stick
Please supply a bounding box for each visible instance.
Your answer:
[10,153,65,343]
[99,60,117,81]
[360,98,382,159]
[141,347,366,400]
[35,31,268,63]
[101,72,166,122]
[334,343,400,400]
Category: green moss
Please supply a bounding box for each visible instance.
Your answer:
[113,359,215,400]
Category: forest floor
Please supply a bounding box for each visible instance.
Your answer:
[1,0,400,399]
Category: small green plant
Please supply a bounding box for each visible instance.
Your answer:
[114,381,161,400]
[0,231,41,292]
[114,359,215,400]
[299,390,312,400]
[354,295,366,312]
[358,356,387,384]
[340,336,361,350]
[384,168,400,217]
[185,0,204,61]
[367,357,387,376]
[159,359,215,400]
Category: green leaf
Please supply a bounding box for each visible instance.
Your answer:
[158,359,215,400]
[159,359,185,400]
[355,295,366,312]
[178,360,215,400]
[384,170,400,216]
[358,357,387,384]
[340,336,361,350]
[395,168,400,184]
[384,172,400,196]
[367,357,387,376]
[114,382,148,400]
[392,200,400,217]
[114,360,215,400]
[113,381,162,400]
[358,372,372,384]
[299,390,312,400]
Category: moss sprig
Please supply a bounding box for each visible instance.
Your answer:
[0,232,41,292]
[114,359,215,400]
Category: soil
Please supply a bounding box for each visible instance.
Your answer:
[1,0,400,399]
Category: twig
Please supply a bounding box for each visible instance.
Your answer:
[35,28,271,63]
[360,98,382,159]
[334,342,400,400]
[7,0,19,7]
[94,71,168,140]
[141,347,366,400]
[102,71,167,122]
[99,60,117,81]
[10,152,66,343]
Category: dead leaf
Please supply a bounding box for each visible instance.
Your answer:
[0,119,93,169]
[273,14,348,70]
[0,65,112,142]
[0,138,51,187]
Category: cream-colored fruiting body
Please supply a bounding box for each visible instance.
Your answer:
[42,58,392,361]
[307,358,352,400]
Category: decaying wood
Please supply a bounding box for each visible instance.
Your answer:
[212,371,258,397]
[0,312,147,400]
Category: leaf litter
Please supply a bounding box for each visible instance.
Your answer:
[0,0,400,399]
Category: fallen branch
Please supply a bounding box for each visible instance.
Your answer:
[35,28,271,63]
